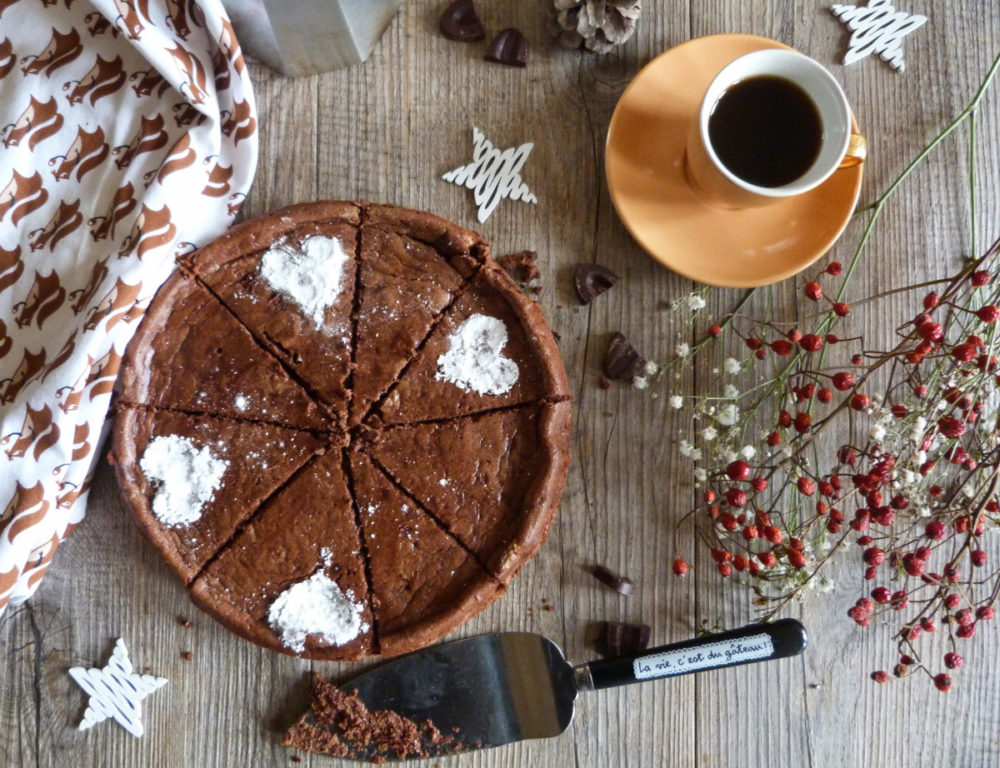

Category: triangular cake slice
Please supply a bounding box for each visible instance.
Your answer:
[368,402,571,583]
[117,269,329,431]
[348,450,504,657]
[184,201,360,429]
[112,407,326,583]
[350,204,487,428]
[190,451,373,660]
[374,263,569,425]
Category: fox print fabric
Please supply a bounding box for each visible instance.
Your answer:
[0,0,258,615]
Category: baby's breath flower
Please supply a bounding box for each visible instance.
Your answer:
[694,467,707,483]
[632,376,648,390]
[702,426,718,441]
[675,342,690,358]
[687,293,706,311]
[644,360,658,376]
[740,445,756,460]
[870,424,887,441]
[668,394,683,409]
[723,357,741,375]
[717,403,739,426]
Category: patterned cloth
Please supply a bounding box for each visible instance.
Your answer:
[0,0,258,616]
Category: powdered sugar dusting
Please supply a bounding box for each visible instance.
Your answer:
[259,235,350,329]
[234,394,248,412]
[267,570,366,653]
[139,435,228,526]
[435,313,519,395]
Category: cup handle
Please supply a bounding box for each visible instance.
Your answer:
[839,133,867,169]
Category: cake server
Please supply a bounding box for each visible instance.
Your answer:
[345,618,807,757]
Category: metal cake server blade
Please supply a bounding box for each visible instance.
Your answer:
[345,619,807,758]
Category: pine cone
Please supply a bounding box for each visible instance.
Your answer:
[553,0,642,54]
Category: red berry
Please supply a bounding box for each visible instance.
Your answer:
[788,550,806,568]
[872,586,891,603]
[708,324,722,337]
[971,549,988,567]
[956,608,974,627]
[923,292,939,309]
[977,305,1000,323]
[778,410,792,428]
[938,416,967,438]
[804,281,822,300]
[863,547,885,566]
[800,334,823,352]
[817,387,832,402]
[944,652,963,669]
[766,431,781,446]
[672,557,688,576]
[717,562,732,577]
[751,477,767,492]
[771,339,792,356]
[725,488,747,507]
[742,525,759,541]
[787,329,803,343]
[826,261,842,276]
[763,525,784,545]
[794,412,812,433]
[925,520,946,540]
[833,302,850,317]
[720,512,739,531]
[850,393,870,411]
[945,593,961,609]
[797,477,815,496]
[871,670,890,684]
[957,623,976,639]
[758,551,777,568]
[934,674,952,692]
[972,270,990,286]
[745,337,762,350]
[977,605,994,621]
[725,460,752,481]
[832,372,855,391]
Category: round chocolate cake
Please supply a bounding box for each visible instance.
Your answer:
[111,201,571,660]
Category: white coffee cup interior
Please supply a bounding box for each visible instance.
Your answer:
[700,49,852,197]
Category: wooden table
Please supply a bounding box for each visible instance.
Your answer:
[3,2,1000,766]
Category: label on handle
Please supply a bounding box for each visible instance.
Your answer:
[632,632,774,680]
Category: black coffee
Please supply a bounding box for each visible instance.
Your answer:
[707,75,823,188]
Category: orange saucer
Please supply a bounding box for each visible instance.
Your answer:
[605,34,863,288]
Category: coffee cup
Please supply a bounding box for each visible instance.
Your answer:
[685,49,866,209]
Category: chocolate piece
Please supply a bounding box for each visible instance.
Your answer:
[283,674,462,762]
[485,28,528,67]
[111,407,325,583]
[498,250,541,284]
[439,0,485,42]
[601,621,651,657]
[574,263,619,304]
[368,402,572,582]
[602,332,646,380]
[590,564,636,596]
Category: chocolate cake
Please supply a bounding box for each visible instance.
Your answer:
[112,200,571,660]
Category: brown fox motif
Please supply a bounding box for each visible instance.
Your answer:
[0,244,23,294]
[113,0,150,40]
[112,114,168,169]
[68,257,109,314]
[0,347,46,404]
[1,404,60,461]
[55,354,90,412]
[119,204,176,260]
[227,191,245,217]
[84,345,123,400]
[84,277,142,332]
[166,42,209,105]
[130,68,170,99]
[0,170,48,227]
[220,97,256,146]
[40,330,77,383]
[165,0,204,40]
[218,17,245,74]
[212,48,230,93]
[172,100,203,128]
[28,199,83,251]
[84,11,119,37]
[0,320,11,360]
[49,125,110,182]
[64,54,127,106]
[1,482,49,534]
[88,181,136,241]
[201,158,232,198]
[0,37,16,80]
[67,421,90,462]
[151,133,196,185]
[57,475,92,509]
[1,95,63,150]
[21,27,83,77]
[13,270,67,329]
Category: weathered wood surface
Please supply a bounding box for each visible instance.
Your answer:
[3,2,1000,766]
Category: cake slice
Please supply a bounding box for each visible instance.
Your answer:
[117,269,329,431]
[374,263,569,425]
[185,201,360,429]
[112,407,326,583]
[189,451,373,660]
[348,450,504,657]
[350,204,487,428]
[368,402,571,583]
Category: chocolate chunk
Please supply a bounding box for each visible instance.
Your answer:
[601,621,651,657]
[602,333,646,380]
[589,564,636,596]
[498,250,541,284]
[485,28,528,67]
[439,0,485,42]
[574,263,619,304]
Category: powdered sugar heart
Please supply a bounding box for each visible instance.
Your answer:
[139,435,227,527]
[435,313,519,395]
[267,569,366,653]
[258,235,350,329]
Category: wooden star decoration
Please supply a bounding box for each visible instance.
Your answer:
[831,0,927,72]
[69,638,167,738]
[443,127,538,223]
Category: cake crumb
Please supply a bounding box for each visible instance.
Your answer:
[177,616,193,629]
[181,651,193,661]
